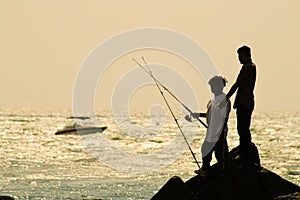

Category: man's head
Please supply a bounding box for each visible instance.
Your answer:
[237,45,251,64]
[208,76,226,95]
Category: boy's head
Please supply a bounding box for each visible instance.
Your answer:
[208,76,226,95]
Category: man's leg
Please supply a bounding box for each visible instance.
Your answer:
[236,106,253,159]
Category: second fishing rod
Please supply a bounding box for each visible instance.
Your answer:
[133,57,208,128]
[133,57,204,169]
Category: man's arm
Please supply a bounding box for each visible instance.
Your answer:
[226,65,250,99]
[227,64,253,100]
[226,83,238,100]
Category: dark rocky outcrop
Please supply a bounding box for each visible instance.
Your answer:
[151,144,300,200]
[0,196,15,200]
[274,192,300,200]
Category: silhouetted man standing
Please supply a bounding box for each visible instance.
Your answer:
[226,45,256,160]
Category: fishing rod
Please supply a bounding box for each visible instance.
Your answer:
[133,57,201,169]
[132,58,208,129]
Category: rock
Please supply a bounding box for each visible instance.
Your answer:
[151,176,197,200]
[274,192,300,200]
[0,196,15,200]
[230,142,261,165]
[151,144,300,200]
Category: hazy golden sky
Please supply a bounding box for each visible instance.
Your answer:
[1,0,300,111]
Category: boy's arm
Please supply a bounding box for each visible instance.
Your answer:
[185,112,206,122]
[191,112,206,118]
[199,113,207,118]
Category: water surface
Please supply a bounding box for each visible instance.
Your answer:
[0,109,299,199]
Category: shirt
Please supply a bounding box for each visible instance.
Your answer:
[206,93,231,142]
[234,61,256,110]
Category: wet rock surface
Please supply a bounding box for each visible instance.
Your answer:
[151,144,300,200]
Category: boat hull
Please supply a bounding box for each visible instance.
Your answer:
[55,126,107,135]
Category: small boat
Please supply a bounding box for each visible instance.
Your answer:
[55,116,107,135]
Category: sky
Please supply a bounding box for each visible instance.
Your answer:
[1,0,300,112]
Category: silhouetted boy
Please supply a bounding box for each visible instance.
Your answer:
[188,76,231,172]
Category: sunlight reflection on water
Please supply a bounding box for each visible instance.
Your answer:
[0,109,299,199]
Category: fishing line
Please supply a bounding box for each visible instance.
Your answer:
[133,58,208,128]
[133,57,201,169]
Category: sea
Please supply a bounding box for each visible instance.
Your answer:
[0,108,299,200]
